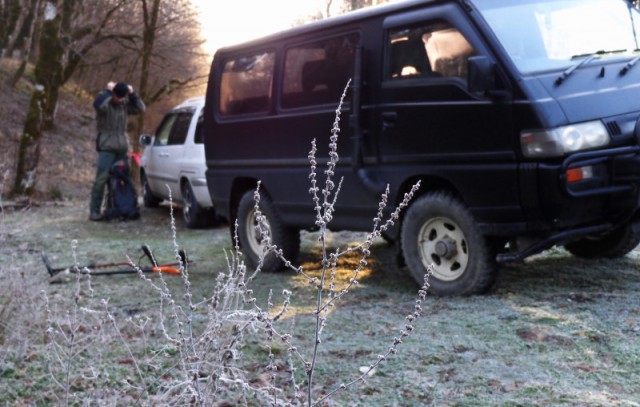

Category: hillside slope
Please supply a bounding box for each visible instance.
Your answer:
[1,62,105,202]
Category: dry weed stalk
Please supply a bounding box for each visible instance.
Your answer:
[244,81,427,406]
[42,240,128,405]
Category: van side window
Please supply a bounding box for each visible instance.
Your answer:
[281,34,358,108]
[219,51,275,116]
[389,22,476,79]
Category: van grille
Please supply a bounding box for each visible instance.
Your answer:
[604,120,622,137]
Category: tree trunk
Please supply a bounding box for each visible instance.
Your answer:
[13,1,63,195]
[28,0,44,64]
[39,0,76,130]
[135,0,160,149]
[5,0,32,59]
[126,0,159,182]
[0,0,10,56]
[1,0,25,66]
[13,84,45,194]
[8,0,40,88]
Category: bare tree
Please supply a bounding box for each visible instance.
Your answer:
[8,0,41,86]
[136,0,161,146]
[12,0,131,195]
[73,0,208,130]
[0,0,40,68]
[13,1,64,195]
[11,0,207,195]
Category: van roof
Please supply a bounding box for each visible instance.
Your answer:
[214,0,442,56]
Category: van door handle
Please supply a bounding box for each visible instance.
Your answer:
[159,152,170,158]
[382,111,397,130]
[382,111,398,122]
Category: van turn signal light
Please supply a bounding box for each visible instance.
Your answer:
[566,165,593,183]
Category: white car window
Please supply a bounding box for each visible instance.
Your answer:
[154,114,177,146]
[194,111,204,144]
[168,111,194,145]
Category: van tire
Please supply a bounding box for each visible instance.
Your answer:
[401,192,497,296]
[141,172,162,208]
[564,224,640,258]
[181,181,214,229]
[237,190,300,272]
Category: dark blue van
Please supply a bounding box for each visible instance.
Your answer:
[204,0,640,295]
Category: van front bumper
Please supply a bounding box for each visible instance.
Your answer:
[560,145,640,198]
[492,146,640,237]
[530,145,640,228]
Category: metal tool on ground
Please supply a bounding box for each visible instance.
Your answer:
[141,244,189,272]
[43,245,190,282]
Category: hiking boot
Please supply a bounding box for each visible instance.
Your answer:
[89,212,104,221]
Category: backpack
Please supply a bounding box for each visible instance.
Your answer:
[104,160,140,221]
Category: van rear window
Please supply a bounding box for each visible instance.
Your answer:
[219,52,275,116]
[281,34,358,108]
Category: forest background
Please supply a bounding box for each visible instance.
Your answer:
[0,0,388,198]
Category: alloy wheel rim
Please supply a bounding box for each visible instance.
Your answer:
[417,216,469,281]
[183,186,192,222]
[245,207,271,256]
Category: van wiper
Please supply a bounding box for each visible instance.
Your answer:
[555,49,626,85]
[620,49,640,75]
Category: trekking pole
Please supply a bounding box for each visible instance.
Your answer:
[43,245,190,279]
[141,244,189,272]
[46,263,181,282]
[41,255,133,275]
[141,244,158,267]
[42,252,186,277]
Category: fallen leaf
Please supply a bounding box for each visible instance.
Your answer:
[575,363,596,372]
[516,327,547,342]
[500,382,521,393]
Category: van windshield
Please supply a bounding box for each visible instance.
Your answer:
[474,0,640,74]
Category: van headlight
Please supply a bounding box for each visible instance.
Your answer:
[521,121,610,158]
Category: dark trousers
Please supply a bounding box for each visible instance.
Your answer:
[89,151,128,214]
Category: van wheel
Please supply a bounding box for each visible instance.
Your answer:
[237,190,300,272]
[141,172,161,208]
[181,181,214,228]
[564,224,640,258]
[401,192,497,296]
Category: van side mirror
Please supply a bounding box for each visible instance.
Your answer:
[139,134,153,146]
[467,56,496,94]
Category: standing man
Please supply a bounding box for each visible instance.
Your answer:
[89,81,146,221]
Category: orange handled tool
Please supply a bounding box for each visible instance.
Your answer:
[43,244,190,281]
[151,266,181,275]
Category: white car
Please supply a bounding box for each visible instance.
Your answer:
[139,96,215,228]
